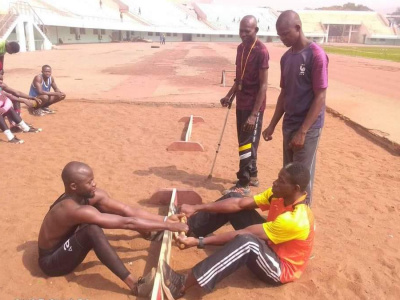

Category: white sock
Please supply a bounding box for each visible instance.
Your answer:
[3,129,15,141]
[18,120,30,132]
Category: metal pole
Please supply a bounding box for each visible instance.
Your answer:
[207,92,236,179]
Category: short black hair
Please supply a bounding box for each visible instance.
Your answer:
[42,64,51,70]
[8,41,20,53]
[284,162,310,192]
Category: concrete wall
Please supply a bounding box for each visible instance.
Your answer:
[210,34,241,43]
[146,32,182,42]
[41,25,328,45]
[46,26,115,44]
[366,37,400,45]
[45,26,188,44]
[306,36,324,43]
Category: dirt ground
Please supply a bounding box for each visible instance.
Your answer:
[1,42,399,300]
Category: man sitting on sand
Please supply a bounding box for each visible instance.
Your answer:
[28,64,66,116]
[1,73,42,144]
[162,162,314,299]
[0,70,41,129]
[38,161,188,297]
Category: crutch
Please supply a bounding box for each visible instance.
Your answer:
[207,92,236,179]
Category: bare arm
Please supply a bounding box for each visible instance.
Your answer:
[69,204,188,233]
[177,224,268,248]
[220,81,237,107]
[180,196,258,218]
[51,77,63,94]
[262,89,285,141]
[243,68,268,132]
[225,81,237,98]
[2,83,36,100]
[252,68,268,115]
[269,89,285,129]
[2,90,30,104]
[92,189,166,223]
[289,88,326,150]
[299,88,326,133]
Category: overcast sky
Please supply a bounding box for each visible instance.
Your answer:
[213,0,398,14]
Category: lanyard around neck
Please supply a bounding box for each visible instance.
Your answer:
[240,38,257,81]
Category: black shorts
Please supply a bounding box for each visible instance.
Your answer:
[39,233,90,277]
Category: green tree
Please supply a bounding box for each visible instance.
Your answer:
[316,2,372,11]
[388,7,400,24]
[389,7,400,15]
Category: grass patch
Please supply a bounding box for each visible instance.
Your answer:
[322,46,400,62]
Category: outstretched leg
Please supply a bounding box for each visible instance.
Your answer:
[38,224,155,295]
[4,109,41,133]
[163,234,282,299]
[188,192,265,237]
[1,112,24,143]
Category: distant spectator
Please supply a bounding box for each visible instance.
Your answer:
[0,69,41,128]
[0,40,20,72]
[1,71,42,143]
[28,65,66,116]
[99,0,102,8]
[160,34,163,45]
[120,12,123,22]
[162,34,166,45]
[139,7,141,15]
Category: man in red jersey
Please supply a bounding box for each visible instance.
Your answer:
[162,163,315,299]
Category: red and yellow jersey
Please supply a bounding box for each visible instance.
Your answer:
[254,188,315,283]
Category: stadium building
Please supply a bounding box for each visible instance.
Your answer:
[0,0,399,52]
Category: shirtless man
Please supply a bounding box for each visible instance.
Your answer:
[28,65,66,116]
[38,161,188,296]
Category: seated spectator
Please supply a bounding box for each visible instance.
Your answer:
[28,65,66,116]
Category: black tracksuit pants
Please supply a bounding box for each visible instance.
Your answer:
[188,193,282,292]
[236,110,264,186]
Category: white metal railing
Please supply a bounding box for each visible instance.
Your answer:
[0,13,17,38]
[9,1,46,32]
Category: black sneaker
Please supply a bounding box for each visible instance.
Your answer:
[222,184,251,196]
[235,177,259,187]
[42,107,55,114]
[144,230,164,242]
[28,107,45,116]
[250,177,259,187]
[162,261,185,300]
[9,137,24,144]
[10,126,22,133]
[137,267,156,297]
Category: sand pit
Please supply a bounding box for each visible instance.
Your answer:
[1,42,399,300]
